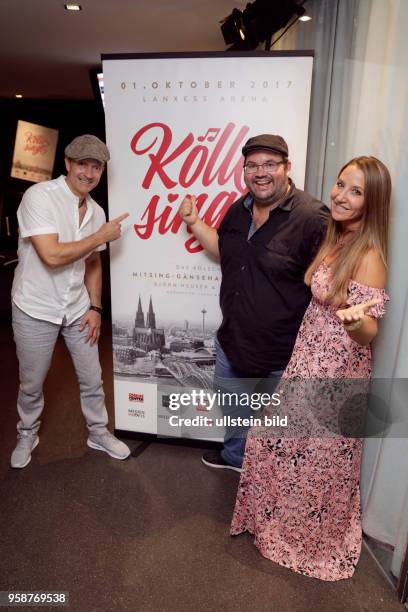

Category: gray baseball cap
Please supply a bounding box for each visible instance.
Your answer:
[65,134,110,163]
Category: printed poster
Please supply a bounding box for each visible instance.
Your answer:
[103,53,313,439]
[11,120,59,183]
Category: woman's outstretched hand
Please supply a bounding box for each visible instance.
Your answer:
[336,298,381,327]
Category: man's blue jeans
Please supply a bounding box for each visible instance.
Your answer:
[214,338,284,468]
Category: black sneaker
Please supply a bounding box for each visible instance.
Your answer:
[201,450,242,473]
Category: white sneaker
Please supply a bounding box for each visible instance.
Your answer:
[87,430,130,460]
[11,433,39,468]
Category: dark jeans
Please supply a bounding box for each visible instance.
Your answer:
[214,338,284,467]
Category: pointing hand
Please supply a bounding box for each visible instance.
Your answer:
[98,213,130,242]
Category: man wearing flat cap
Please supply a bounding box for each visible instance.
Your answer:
[179,134,328,471]
[10,134,130,468]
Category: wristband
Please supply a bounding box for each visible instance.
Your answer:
[343,318,363,331]
[89,304,102,315]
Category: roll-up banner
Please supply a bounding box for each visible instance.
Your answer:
[103,52,313,440]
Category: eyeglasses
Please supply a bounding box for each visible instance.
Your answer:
[243,161,285,174]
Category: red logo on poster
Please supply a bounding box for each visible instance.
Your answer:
[24,132,49,156]
[129,392,144,403]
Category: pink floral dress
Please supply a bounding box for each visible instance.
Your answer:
[230,262,389,581]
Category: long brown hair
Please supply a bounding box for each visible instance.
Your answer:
[305,156,391,305]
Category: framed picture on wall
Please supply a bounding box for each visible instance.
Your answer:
[11,120,59,183]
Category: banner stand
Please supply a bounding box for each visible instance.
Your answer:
[103,51,314,445]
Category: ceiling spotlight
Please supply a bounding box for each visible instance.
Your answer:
[64,4,82,11]
[299,15,312,21]
[220,0,309,51]
[220,8,246,45]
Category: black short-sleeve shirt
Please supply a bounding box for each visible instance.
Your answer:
[217,181,329,375]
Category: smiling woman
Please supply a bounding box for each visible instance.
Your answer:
[330,164,365,228]
[305,156,391,308]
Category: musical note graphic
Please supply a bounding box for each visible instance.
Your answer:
[197,128,220,143]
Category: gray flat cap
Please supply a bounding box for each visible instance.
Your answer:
[65,134,110,163]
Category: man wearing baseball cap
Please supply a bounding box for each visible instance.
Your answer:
[179,134,328,471]
[11,134,130,468]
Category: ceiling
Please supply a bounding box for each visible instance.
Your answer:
[0,0,247,100]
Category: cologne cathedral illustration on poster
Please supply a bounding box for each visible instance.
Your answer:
[112,296,215,388]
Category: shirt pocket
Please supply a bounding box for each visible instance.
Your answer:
[259,237,302,278]
[264,236,291,257]
[219,226,246,261]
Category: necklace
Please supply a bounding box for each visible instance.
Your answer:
[336,231,356,248]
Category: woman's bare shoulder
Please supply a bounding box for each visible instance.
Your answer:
[353,248,386,288]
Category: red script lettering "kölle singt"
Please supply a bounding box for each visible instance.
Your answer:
[129,122,249,252]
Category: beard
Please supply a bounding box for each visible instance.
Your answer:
[247,176,289,207]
